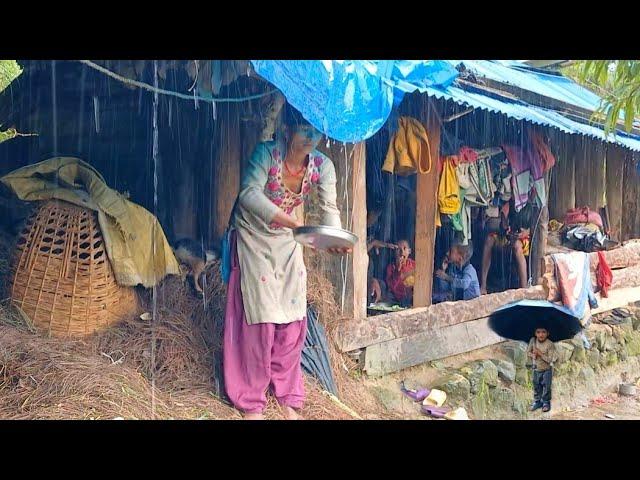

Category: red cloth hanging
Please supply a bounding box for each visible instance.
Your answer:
[458,146,478,163]
[596,251,613,298]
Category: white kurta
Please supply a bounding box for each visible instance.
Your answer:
[232,141,341,325]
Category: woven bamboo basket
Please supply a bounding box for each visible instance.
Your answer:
[9,200,138,337]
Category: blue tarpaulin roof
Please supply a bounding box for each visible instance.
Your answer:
[251,60,458,143]
[251,60,640,152]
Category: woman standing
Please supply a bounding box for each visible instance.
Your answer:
[224,105,349,420]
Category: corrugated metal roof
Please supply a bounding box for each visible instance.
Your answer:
[450,60,639,129]
[421,82,640,152]
[448,60,605,112]
[416,61,640,153]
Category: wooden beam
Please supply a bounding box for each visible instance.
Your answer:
[363,282,640,377]
[413,97,441,308]
[543,264,640,302]
[334,285,546,352]
[363,317,504,376]
[542,241,640,276]
[591,286,640,315]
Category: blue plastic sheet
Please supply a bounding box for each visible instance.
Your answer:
[251,60,458,143]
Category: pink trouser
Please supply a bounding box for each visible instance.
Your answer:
[223,231,307,414]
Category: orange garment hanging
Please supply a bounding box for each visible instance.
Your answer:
[382,117,433,175]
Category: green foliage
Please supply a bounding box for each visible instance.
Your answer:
[0,127,18,145]
[0,60,22,94]
[564,60,640,135]
[1,61,23,143]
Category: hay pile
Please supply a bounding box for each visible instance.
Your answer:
[0,239,392,420]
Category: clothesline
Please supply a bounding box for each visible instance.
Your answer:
[79,60,279,104]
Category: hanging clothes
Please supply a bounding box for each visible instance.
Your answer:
[529,131,556,175]
[382,117,433,176]
[458,146,479,164]
[438,156,461,220]
[489,150,512,208]
[501,145,548,211]
[596,251,613,298]
[502,132,554,212]
[551,252,598,319]
[454,158,495,245]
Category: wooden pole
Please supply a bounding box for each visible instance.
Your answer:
[211,102,242,243]
[413,97,441,307]
[320,141,368,320]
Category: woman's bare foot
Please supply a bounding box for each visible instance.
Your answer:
[244,412,265,420]
[283,406,303,420]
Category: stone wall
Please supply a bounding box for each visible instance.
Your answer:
[426,306,640,419]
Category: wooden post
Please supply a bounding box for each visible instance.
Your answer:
[350,142,368,319]
[210,102,242,243]
[319,141,367,320]
[413,97,441,307]
[530,204,548,285]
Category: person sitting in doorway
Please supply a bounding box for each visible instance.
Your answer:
[432,253,452,303]
[435,243,480,301]
[480,202,532,295]
[366,208,398,303]
[386,239,416,305]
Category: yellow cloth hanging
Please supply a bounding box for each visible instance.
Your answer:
[438,156,461,215]
[382,117,433,175]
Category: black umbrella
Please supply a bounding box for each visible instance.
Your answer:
[301,305,338,396]
[488,299,583,343]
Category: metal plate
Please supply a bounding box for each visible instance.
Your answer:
[293,225,357,250]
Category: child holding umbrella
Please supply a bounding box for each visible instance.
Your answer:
[527,327,558,413]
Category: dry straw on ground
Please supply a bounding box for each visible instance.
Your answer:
[0,234,392,420]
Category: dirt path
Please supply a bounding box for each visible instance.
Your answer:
[550,392,640,420]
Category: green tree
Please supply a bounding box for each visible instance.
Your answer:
[564,60,640,135]
[0,60,23,144]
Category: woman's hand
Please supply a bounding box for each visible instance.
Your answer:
[327,247,352,255]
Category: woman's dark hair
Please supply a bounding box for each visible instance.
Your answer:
[282,103,310,130]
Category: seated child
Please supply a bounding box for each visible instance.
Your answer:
[386,239,416,305]
[527,326,557,412]
[435,243,481,301]
[432,254,452,303]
